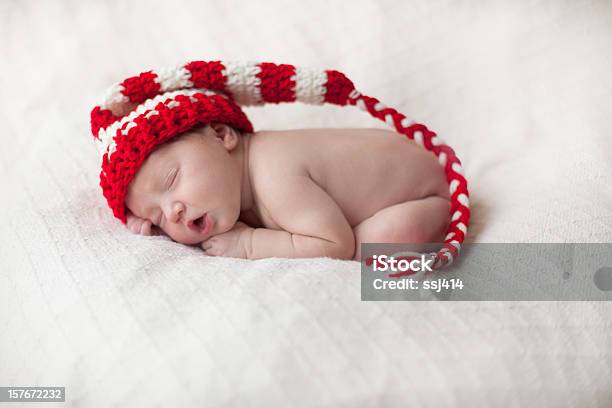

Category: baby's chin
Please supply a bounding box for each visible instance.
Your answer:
[161,225,207,245]
[172,234,205,246]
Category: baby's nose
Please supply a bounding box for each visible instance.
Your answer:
[167,202,185,224]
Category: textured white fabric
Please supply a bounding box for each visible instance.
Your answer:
[1,0,611,406]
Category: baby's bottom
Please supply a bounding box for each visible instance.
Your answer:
[352,195,450,261]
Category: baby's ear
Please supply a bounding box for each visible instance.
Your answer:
[210,122,239,151]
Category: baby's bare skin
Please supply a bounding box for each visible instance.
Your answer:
[125,123,450,261]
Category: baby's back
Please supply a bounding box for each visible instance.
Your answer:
[247,128,449,229]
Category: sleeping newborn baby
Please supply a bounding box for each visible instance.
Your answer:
[124,123,450,261]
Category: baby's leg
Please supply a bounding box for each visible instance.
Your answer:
[352,195,450,261]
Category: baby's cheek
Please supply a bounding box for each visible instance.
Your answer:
[159,223,177,240]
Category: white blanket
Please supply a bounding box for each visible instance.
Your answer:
[1,0,611,406]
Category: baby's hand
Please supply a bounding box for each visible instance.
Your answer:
[126,213,157,236]
[201,221,253,259]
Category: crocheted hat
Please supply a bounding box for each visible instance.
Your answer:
[90,60,470,268]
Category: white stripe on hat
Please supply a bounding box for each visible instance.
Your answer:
[293,66,326,105]
[153,64,194,92]
[222,61,263,106]
[98,83,132,116]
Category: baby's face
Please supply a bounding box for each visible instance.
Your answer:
[125,125,242,245]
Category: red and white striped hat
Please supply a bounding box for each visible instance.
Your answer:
[90,60,470,268]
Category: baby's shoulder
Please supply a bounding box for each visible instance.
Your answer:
[247,130,309,175]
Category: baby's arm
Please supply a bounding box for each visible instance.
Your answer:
[245,175,355,260]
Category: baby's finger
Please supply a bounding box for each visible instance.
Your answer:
[127,216,144,232]
[203,248,218,256]
[128,222,141,234]
[126,214,139,227]
[139,220,152,236]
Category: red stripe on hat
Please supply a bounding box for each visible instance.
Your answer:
[120,71,161,104]
[185,60,227,91]
[431,145,456,169]
[257,62,297,104]
[90,107,120,137]
[324,70,355,105]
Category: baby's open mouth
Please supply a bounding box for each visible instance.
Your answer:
[193,215,206,230]
[188,213,213,236]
